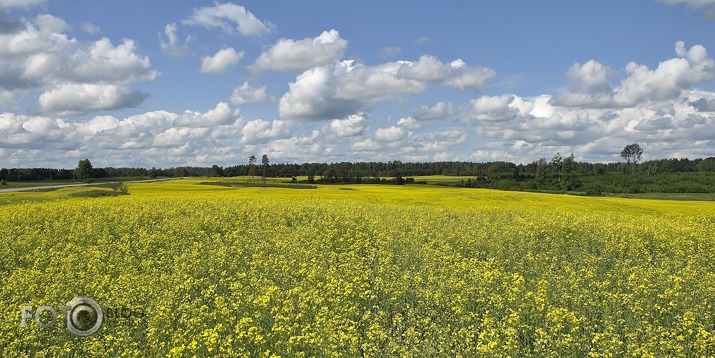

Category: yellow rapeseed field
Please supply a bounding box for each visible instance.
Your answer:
[1,179,714,356]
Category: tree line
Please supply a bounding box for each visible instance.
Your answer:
[2,149,715,194]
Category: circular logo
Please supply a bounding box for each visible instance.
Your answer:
[65,296,103,336]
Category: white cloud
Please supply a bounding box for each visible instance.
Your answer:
[0,0,44,9]
[158,23,189,57]
[433,152,450,161]
[334,60,426,101]
[565,59,614,93]
[200,47,243,74]
[254,29,347,73]
[397,56,495,91]
[415,130,467,151]
[330,113,369,137]
[352,138,381,151]
[81,22,100,35]
[240,119,292,144]
[470,94,520,122]
[38,84,147,115]
[412,101,459,120]
[3,86,715,167]
[279,57,494,120]
[0,113,79,149]
[173,102,236,127]
[63,38,156,83]
[34,14,68,33]
[397,116,421,129]
[152,127,209,148]
[230,81,267,105]
[374,126,407,143]
[278,64,365,120]
[554,41,714,108]
[0,14,156,115]
[183,2,275,37]
[262,131,322,160]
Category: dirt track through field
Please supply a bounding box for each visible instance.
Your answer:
[0,178,180,193]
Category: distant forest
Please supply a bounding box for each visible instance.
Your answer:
[2,156,714,195]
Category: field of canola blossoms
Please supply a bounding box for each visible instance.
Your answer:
[1,178,715,357]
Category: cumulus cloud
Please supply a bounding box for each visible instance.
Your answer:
[0,14,157,115]
[397,56,495,91]
[469,93,604,146]
[463,85,715,162]
[565,59,614,93]
[554,41,714,108]
[230,81,267,105]
[352,138,381,151]
[412,101,459,120]
[414,130,467,151]
[200,47,243,74]
[279,57,494,120]
[374,126,407,143]
[173,102,236,127]
[239,119,292,144]
[153,127,210,148]
[262,131,322,160]
[254,29,347,73]
[183,2,275,37]
[0,113,79,149]
[397,116,421,129]
[39,84,147,115]
[278,64,364,120]
[330,113,369,137]
[470,94,520,122]
[3,87,715,166]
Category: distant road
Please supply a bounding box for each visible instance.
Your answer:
[0,177,181,193]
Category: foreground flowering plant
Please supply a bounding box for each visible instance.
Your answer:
[1,179,714,356]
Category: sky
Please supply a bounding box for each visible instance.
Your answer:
[1,0,714,168]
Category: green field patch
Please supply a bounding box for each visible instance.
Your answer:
[66,189,125,198]
[604,192,715,201]
[200,181,317,189]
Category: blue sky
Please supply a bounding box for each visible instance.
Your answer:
[1,0,714,168]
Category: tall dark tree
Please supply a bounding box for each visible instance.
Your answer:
[562,153,576,190]
[248,155,257,183]
[75,159,93,181]
[536,158,547,186]
[551,152,563,182]
[261,154,269,184]
[211,164,224,177]
[620,143,643,174]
